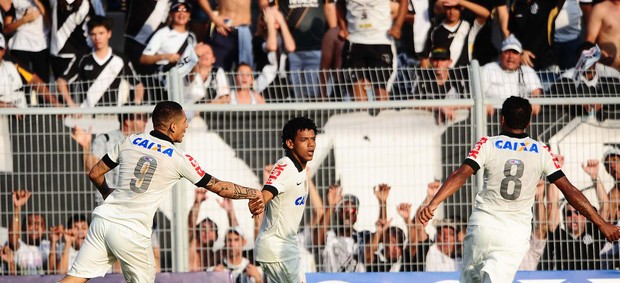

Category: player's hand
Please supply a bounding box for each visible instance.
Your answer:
[417,204,438,227]
[397,203,412,223]
[374,183,391,204]
[12,190,31,208]
[581,159,600,179]
[599,222,620,242]
[248,192,264,215]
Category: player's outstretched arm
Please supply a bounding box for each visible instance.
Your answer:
[417,164,474,226]
[554,176,620,242]
[206,177,264,214]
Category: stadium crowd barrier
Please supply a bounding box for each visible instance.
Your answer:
[1,62,619,276]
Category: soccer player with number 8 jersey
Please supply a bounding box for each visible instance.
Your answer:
[417,96,620,283]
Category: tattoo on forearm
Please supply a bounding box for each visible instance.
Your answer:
[231,184,257,199]
[207,177,257,199]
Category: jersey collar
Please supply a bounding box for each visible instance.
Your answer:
[286,152,304,172]
[150,130,175,144]
[499,131,529,139]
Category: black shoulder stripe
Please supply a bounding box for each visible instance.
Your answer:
[463,159,480,174]
[547,170,565,184]
[263,185,279,197]
[102,154,118,169]
[195,173,213,188]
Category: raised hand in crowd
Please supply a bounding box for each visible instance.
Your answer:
[582,159,600,180]
[71,126,92,149]
[397,203,412,224]
[374,183,391,205]
[13,190,32,208]
[582,159,610,220]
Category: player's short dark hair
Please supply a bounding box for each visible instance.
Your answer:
[87,15,112,32]
[500,96,532,130]
[67,213,90,228]
[281,117,317,151]
[152,101,184,130]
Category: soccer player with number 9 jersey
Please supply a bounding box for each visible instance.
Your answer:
[59,101,264,283]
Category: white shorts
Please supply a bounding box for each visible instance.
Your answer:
[68,216,156,283]
[259,257,306,283]
[460,225,529,283]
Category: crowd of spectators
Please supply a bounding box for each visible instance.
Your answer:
[0,0,618,107]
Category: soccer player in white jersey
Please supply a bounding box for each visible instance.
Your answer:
[255,117,317,283]
[59,101,264,283]
[417,96,620,282]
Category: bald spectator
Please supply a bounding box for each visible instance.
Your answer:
[585,0,620,69]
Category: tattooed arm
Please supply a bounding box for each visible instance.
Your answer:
[205,176,259,199]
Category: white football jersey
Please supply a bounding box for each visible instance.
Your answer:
[465,132,563,233]
[345,0,393,45]
[255,154,308,262]
[92,131,211,237]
